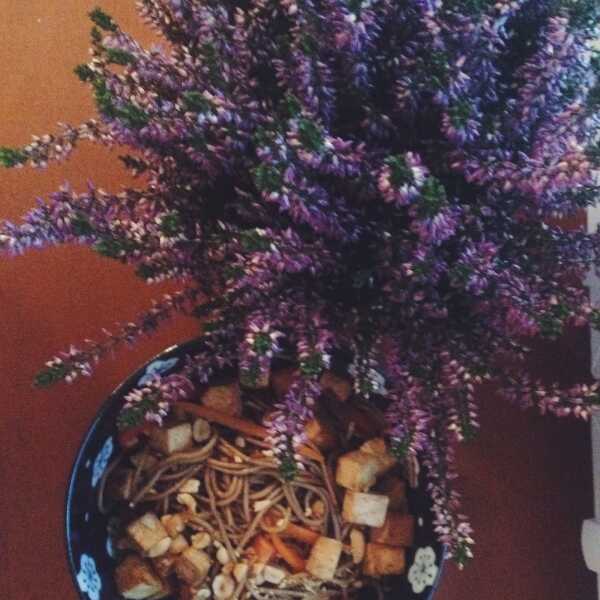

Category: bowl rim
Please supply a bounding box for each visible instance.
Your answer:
[64,340,192,599]
[64,338,447,600]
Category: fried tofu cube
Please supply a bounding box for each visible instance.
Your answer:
[152,553,177,578]
[271,367,298,397]
[359,438,397,476]
[370,512,415,547]
[175,548,212,585]
[201,383,242,416]
[305,536,343,581]
[342,491,389,527]
[335,451,381,491]
[319,370,352,402]
[377,476,407,512]
[149,423,193,455]
[115,554,166,599]
[127,513,171,555]
[305,416,337,450]
[363,543,406,577]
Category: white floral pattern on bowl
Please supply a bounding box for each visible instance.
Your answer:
[76,554,101,600]
[408,546,439,594]
[138,357,179,385]
[91,436,113,488]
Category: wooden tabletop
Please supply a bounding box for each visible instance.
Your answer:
[0,2,595,599]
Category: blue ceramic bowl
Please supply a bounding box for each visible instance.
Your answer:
[65,339,445,600]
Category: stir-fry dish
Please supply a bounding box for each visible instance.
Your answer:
[101,369,416,599]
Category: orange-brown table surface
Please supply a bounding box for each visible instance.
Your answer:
[0,2,596,599]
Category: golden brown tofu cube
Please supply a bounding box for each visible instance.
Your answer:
[200,383,242,416]
[115,554,165,599]
[305,536,343,581]
[377,476,407,512]
[363,543,406,577]
[319,370,352,402]
[127,513,170,555]
[335,451,381,491]
[152,554,177,578]
[342,490,389,527]
[149,423,193,455]
[370,512,415,547]
[175,547,212,585]
[271,367,298,397]
[359,438,397,476]
[305,416,337,450]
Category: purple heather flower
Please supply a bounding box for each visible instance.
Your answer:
[6,0,600,568]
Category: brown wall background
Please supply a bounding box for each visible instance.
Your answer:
[0,3,596,599]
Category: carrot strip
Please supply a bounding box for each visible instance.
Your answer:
[282,522,320,545]
[177,402,324,463]
[269,533,306,573]
[250,534,276,564]
[117,422,153,449]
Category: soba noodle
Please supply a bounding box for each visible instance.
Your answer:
[100,420,361,599]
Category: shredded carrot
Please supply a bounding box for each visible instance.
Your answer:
[177,402,324,463]
[250,534,275,564]
[269,533,306,573]
[118,422,153,449]
[282,522,320,545]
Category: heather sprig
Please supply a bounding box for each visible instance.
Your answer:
[5,0,600,567]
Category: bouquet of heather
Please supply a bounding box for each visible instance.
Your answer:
[3,0,600,567]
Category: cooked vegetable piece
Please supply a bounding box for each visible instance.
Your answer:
[248,534,275,565]
[175,547,212,585]
[282,521,320,545]
[305,536,343,581]
[335,451,381,491]
[270,532,306,573]
[377,475,408,512]
[370,512,415,547]
[115,554,166,599]
[127,513,170,555]
[342,491,389,527]
[363,543,406,576]
[149,422,193,455]
[200,382,242,416]
[319,370,352,402]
